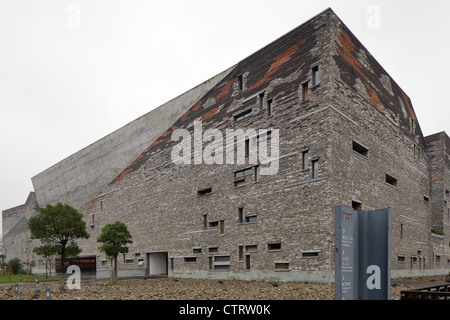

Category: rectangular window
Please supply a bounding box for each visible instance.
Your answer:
[398,255,405,262]
[256,130,272,142]
[235,168,253,179]
[238,246,244,261]
[193,248,202,254]
[275,262,289,270]
[302,82,308,102]
[352,140,369,157]
[385,173,397,187]
[197,187,212,196]
[254,165,260,182]
[245,138,250,157]
[234,109,252,122]
[219,220,225,235]
[312,159,319,179]
[423,195,430,203]
[203,214,208,229]
[245,215,258,223]
[259,92,265,110]
[208,247,219,254]
[302,150,309,170]
[245,255,251,270]
[352,200,362,211]
[209,257,213,270]
[267,99,273,116]
[184,257,197,263]
[214,255,230,270]
[237,74,243,91]
[302,251,319,258]
[234,179,246,188]
[268,243,281,251]
[238,207,244,224]
[209,221,219,228]
[312,66,319,86]
[245,244,258,252]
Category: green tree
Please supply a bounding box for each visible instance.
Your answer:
[8,258,25,275]
[97,221,133,282]
[33,242,57,278]
[28,203,90,289]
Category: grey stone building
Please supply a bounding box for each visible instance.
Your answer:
[2,8,449,282]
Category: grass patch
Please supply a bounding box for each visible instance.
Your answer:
[0,274,60,284]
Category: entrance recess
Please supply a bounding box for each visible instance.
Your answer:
[146,251,168,276]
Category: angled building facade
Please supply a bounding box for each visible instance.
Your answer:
[2,8,449,282]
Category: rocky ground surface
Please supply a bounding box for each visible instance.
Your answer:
[0,275,447,300]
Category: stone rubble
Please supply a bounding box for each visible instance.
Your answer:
[0,275,446,300]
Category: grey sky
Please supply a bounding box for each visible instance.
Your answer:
[1,0,449,233]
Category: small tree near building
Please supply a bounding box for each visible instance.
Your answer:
[28,203,90,289]
[97,221,133,282]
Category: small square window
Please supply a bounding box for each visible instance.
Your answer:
[193,248,202,254]
[352,140,369,157]
[386,174,397,187]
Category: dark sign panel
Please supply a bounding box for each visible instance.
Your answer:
[335,206,391,300]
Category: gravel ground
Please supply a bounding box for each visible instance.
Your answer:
[0,274,447,301]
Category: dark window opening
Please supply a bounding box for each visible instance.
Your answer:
[245,215,258,223]
[237,74,243,91]
[385,174,397,187]
[302,150,309,170]
[302,82,309,102]
[312,159,319,179]
[234,109,252,122]
[302,251,319,257]
[235,168,253,179]
[267,99,273,116]
[312,66,319,86]
[238,207,244,224]
[268,243,281,251]
[352,140,369,157]
[184,257,197,263]
[352,200,362,211]
[275,262,289,270]
[198,187,212,196]
[208,247,219,254]
[209,221,219,228]
[259,92,265,110]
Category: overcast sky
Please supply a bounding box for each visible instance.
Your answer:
[1,0,449,233]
